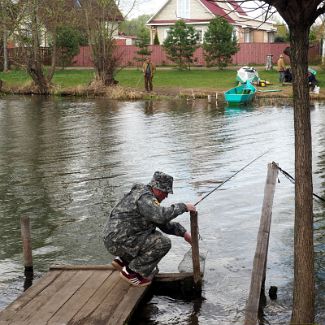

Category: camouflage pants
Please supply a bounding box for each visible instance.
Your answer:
[123,231,171,277]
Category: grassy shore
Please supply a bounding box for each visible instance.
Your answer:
[0,66,323,98]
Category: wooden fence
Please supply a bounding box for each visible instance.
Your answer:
[72,43,321,68]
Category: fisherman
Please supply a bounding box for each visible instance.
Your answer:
[277,54,286,83]
[103,171,196,287]
[142,57,155,92]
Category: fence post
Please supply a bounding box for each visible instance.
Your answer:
[190,211,202,294]
[20,216,33,290]
[244,163,278,324]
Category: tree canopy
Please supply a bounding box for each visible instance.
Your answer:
[203,16,239,69]
[163,20,198,70]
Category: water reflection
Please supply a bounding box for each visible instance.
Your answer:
[0,96,323,324]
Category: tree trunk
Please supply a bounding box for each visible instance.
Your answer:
[290,25,315,324]
[26,1,49,94]
[3,29,8,72]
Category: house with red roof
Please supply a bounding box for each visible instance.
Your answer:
[146,0,276,44]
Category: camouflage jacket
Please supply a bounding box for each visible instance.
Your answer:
[103,183,188,257]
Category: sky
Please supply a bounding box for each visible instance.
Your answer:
[121,0,165,18]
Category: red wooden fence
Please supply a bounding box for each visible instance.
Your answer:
[72,43,321,68]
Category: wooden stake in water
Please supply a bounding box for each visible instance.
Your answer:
[190,211,202,293]
[244,163,278,324]
[20,216,33,274]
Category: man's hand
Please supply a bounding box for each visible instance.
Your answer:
[185,203,196,212]
[184,231,192,245]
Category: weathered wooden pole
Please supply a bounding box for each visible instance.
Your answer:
[244,163,278,324]
[20,216,33,290]
[190,211,202,294]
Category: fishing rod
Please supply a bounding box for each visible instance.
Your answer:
[272,162,325,203]
[194,150,269,206]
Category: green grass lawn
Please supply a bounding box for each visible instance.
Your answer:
[0,67,322,91]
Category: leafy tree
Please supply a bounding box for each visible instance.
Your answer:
[0,0,21,72]
[119,14,151,38]
[275,23,290,42]
[82,0,129,86]
[153,32,160,45]
[163,20,198,70]
[203,17,239,69]
[134,27,151,65]
[55,26,81,69]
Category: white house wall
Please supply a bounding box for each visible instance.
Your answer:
[154,0,214,21]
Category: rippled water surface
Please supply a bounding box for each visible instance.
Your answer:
[0,96,324,324]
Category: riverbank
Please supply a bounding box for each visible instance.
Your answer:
[0,67,324,100]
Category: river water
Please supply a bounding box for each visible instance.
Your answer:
[0,96,324,324]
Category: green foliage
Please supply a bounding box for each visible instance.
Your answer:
[135,27,152,64]
[163,20,198,70]
[56,26,81,68]
[119,14,151,37]
[153,33,160,45]
[203,17,239,69]
[275,24,290,42]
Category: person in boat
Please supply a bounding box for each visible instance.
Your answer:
[277,54,286,83]
[142,57,155,92]
[103,171,196,287]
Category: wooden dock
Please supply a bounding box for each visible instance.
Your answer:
[0,265,196,325]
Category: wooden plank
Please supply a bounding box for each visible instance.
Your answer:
[6,271,76,323]
[69,271,119,324]
[25,270,93,324]
[48,270,111,324]
[190,211,202,291]
[107,285,149,325]
[0,270,62,321]
[50,265,115,271]
[154,272,194,282]
[80,276,131,324]
[245,163,278,325]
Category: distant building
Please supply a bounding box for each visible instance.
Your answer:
[146,0,276,44]
[115,34,138,46]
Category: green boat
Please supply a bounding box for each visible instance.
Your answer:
[224,81,256,105]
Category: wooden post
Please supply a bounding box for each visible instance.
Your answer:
[244,163,278,325]
[20,216,33,274]
[190,211,202,293]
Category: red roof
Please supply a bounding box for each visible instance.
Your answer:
[148,0,249,25]
[199,0,234,23]
[228,0,248,17]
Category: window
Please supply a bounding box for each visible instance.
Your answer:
[164,29,171,41]
[177,0,190,19]
[232,27,239,41]
[196,29,203,43]
[244,29,252,43]
[268,32,275,43]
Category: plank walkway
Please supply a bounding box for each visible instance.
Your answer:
[0,265,150,325]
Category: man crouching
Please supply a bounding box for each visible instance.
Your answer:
[103,171,196,287]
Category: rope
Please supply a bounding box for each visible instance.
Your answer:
[272,161,325,203]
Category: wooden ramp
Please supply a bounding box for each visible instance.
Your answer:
[0,265,150,325]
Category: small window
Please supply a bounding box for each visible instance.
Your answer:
[196,30,203,43]
[268,32,275,43]
[177,0,190,19]
[164,29,171,41]
[244,29,251,43]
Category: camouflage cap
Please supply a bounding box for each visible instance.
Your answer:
[149,171,173,194]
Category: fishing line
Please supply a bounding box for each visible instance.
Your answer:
[272,162,325,203]
[194,150,270,206]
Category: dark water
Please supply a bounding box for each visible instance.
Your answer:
[0,96,324,324]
